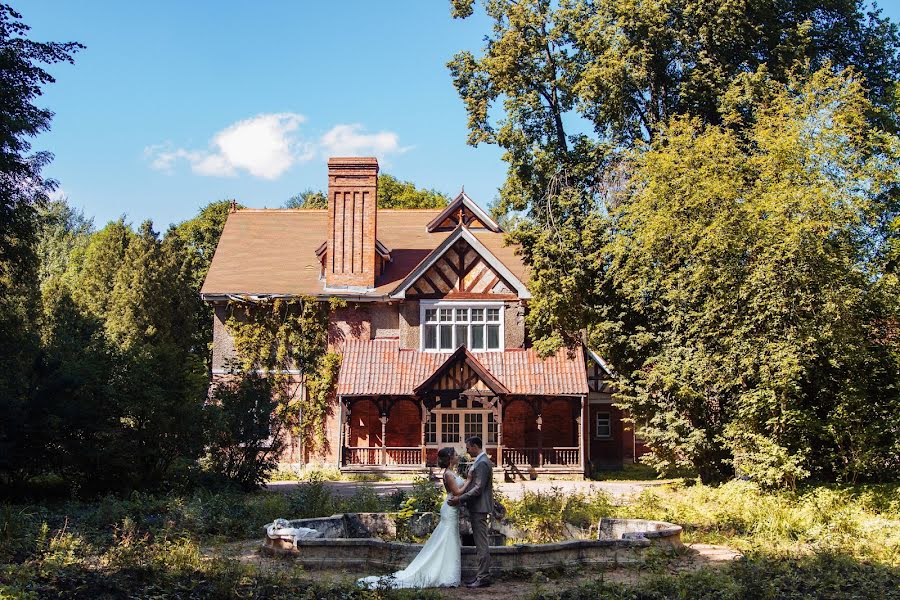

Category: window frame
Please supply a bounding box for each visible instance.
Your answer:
[420,300,505,353]
[429,399,498,448]
[595,411,612,439]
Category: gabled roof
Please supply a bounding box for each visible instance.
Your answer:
[412,345,510,395]
[426,191,502,233]
[388,226,531,299]
[200,209,529,299]
[586,348,615,377]
[337,339,588,396]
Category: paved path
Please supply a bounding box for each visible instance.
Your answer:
[266,479,665,503]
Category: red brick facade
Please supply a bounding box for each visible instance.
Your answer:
[326,157,378,289]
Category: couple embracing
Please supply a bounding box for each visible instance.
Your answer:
[358,436,493,589]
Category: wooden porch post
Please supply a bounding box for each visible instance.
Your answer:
[420,409,429,466]
[536,414,544,468]
[337,396,345,467]
[496,400,503,469]
[578,395,586,476]
[380,414,388,465]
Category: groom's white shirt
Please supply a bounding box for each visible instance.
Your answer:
[473,451,487,466]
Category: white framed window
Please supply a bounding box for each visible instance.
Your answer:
[428,399,498,447]
[424,411,437,444]
[421,301,504,352]
[595,411,611,438]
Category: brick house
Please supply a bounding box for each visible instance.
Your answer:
[202,157,643,478]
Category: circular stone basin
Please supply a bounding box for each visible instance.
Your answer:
[262,513,682,576]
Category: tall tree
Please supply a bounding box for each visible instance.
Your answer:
[450,0,900,483]
[0,5,80,486]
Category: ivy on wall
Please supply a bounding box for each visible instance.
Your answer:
[224,296,343,452]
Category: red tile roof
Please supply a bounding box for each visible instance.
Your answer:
[337,339,588,396]
[200,209,529,298]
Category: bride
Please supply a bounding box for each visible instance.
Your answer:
[358,447,470,589]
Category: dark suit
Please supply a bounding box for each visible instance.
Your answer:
[458,452,493,582]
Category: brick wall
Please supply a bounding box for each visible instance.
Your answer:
[328,304,371,351]
[385,400,421,447]
[541,399,577,447]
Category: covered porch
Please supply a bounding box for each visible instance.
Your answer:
[335,341,590,479]
[338,394,586,479]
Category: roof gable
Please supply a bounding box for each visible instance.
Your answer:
[413,346,510,396]
[426,191,502,233]
[390,226,531,299]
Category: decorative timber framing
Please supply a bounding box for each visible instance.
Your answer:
[390,226,531,300]
[412,345,510,396]
[426,190,502,233]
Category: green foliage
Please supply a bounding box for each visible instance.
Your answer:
[284,188,326,209]
[376,174,449,209]
[598,69,900,484]
[204,373,285,490]
[225,297,340,453]
[503,487,614,542]
[619,480,900,565]
[452,1,900,486]
[35,198,92,291]
[284,174,449,210]
[285,475,400,519]
[0,5,81,488]
[525,554,900,600]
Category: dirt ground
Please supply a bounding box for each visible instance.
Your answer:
[204,540,742,599]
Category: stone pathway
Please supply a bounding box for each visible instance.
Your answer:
[266,478,666,503]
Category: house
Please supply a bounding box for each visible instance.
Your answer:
[201,157,643,479]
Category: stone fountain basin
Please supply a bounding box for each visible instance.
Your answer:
[262,513,682,576]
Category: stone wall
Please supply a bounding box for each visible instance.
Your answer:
[369,303,400,339]
[211,304,237,372]
[504,301,526,349]
[398,301,420,349]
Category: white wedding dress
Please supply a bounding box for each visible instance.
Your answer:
[357,473,463,589]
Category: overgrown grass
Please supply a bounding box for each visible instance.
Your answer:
[2,481,897,598]
[618,480,900,565]
[526,553,900,600]
[503,486,616,542]
[268,465,392,483]
[0,485,427,599]
[503,479,898,566]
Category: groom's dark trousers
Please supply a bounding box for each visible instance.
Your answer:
[459,457,493,583]
[470,511,490,581]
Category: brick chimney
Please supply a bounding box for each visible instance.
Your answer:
[326,157,379,289]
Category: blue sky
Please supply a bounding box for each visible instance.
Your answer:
[18,1,900,230]
[21,1,505,229]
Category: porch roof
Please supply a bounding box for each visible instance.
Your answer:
[337,339,589,397]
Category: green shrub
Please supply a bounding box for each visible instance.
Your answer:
[504,487,614,542]
[286,472,339,518]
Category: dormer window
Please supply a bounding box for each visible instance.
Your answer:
[421,301,503,352]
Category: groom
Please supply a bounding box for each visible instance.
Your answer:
[449,436,493,588]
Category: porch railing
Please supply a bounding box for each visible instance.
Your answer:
[344,446,581,468]
[503,447,580,467]
[344,446,422,466]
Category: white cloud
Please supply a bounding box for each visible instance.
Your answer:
[319,123,408,158]
[146,115,407,179]
[146,113,310,180]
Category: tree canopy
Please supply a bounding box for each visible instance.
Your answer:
[451,0,900,484]
[284,173,450,209]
